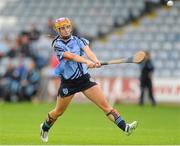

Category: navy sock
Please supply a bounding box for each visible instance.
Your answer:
[42,114,56,131]
[115,117,126,131]
[42,121,51,131]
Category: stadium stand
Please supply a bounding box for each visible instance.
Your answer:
[90,1,180,77]
[0,0,145,101]
[0,0,145,38]
[0,0,179,102]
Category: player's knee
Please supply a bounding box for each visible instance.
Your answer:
[106,109,120,122]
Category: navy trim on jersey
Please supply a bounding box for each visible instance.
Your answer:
[58,36,73,45]
[74,63,83,79]
[54,47,64,60]
[78,63,84,74]
[70,63,84,79]
[51,36,59,48]
[77,36,88,46]
[71,67,82,79]
[59,39,71,45]
[80,38,88,45]
[73,69,82,79]
[54,46,64,51]
[69,67,79,79]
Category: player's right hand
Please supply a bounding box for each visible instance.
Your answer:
[94,60,101,68]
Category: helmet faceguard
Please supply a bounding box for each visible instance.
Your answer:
[54,17,72,40]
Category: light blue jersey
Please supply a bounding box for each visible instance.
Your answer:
[52,35,89,80]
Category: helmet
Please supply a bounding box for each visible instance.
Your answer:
[54,17,72,38]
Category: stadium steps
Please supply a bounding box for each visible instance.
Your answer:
[91,1,180,77]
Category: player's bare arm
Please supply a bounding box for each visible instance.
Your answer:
[63,51,95,68]
[83,45,101,68]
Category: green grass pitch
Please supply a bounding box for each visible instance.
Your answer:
[0,102,180,145]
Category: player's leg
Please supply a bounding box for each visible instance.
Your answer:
[147,81,156,106]
[82,85,137,135]
[40,94,74,142]
[139,86,145,106]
